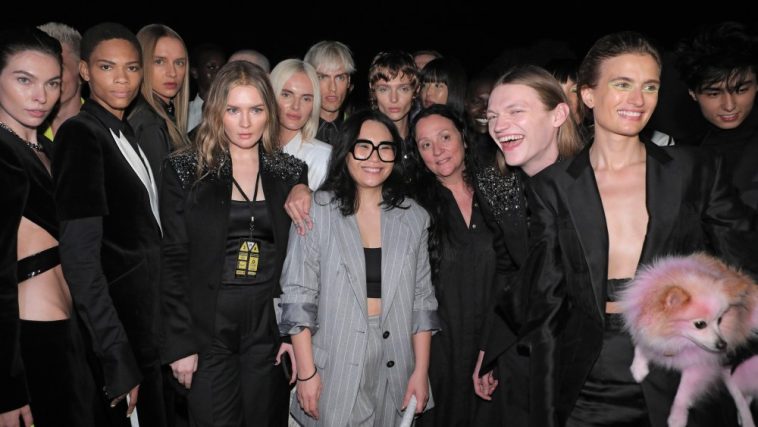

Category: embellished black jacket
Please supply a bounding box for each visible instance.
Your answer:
[159,146,307,364]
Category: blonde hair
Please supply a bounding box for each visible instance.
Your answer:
[304,40,355,74]
[136,24,190,149]
[493,65,583,173]
[269,59,321,141]
[194,60,279,173]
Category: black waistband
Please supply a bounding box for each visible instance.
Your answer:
[606,278,631,302]
[17,246,60,282]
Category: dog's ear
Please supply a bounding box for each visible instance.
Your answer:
[663,286,690,309]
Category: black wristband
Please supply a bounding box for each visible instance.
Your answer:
[296,366,318,382]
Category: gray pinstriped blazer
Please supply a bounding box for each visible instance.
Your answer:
[280,191,440,426]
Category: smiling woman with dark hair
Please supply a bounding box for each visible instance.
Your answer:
[281,109,440,426]
[408,104,510,427]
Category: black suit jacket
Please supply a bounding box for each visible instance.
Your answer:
[160,147,306,364]
[519,142,758,426]
[474,167,529,363]
[0,136,29,412]
[52,100,163,399]
[128,95,173,186]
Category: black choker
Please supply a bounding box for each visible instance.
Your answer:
[0,122,45,153]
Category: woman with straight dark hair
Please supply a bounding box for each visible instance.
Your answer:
[419,58,468,117]
[281,109,440,426]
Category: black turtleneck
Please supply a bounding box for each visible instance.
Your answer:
[700,106,758,209]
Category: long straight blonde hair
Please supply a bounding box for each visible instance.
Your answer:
[136,24,190,149]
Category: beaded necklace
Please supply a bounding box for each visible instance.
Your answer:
[0,121,44,152]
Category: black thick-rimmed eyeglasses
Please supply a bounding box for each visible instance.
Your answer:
[350,139,397,162]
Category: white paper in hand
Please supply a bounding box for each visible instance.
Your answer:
[399,394,417,427]
[126,394,140,427]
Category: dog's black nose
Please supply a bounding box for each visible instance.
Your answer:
[716,339,727,350]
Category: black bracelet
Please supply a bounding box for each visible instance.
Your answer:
[297,366,318,382]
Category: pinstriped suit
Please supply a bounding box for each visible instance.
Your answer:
[280,191,441,426]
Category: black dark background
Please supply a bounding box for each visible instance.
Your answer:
[19,3,751,76]
[12,2,753,128]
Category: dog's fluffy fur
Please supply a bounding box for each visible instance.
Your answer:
[619,253,758,427]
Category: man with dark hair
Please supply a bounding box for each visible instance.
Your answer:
[187,43,225,132]
[676,21,758,208]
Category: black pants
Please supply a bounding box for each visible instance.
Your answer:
[187,285,289,427]
[19,318,103,427]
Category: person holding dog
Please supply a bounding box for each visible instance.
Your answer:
[518,31,758,427]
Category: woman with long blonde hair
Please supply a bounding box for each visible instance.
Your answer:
[128,23,190,183]
[160,60,306,426]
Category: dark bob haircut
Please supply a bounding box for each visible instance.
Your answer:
[319,109,407,216]
[421,57,468,117]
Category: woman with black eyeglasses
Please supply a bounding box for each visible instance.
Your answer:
[280,109,440,426]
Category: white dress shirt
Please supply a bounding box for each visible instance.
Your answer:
[187,93,204,132]
[282,132,332,191]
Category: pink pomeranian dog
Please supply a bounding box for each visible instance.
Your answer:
[619,253,758,427]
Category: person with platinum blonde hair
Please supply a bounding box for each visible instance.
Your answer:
[304,41,355,146]
[270,58,332,190]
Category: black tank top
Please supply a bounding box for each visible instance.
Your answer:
[222,200,276,285]
[365,247,381,298]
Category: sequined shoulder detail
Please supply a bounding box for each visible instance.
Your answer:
[261,150,306,186]
[475,166,525,224]
[167,153,199,188]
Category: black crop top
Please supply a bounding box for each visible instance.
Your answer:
[0,127,58,238]
[365,247,381,298]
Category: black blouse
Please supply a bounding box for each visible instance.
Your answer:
[222,200,277,285]
[0,126,57,238]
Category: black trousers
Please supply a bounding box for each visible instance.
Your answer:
[187,284,289,427]
[19,318,103,427]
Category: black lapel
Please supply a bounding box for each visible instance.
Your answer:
[638,141,679,266]
[564,147,607,322]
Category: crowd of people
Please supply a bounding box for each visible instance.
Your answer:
[1,19,757,427]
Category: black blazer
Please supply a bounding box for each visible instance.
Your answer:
[128,95,173,186]
[0,136,29,412]
[160,147,307,364]
[53,100,163,399]
[519,142,758,426]
[474,166,532,420]
[474,167,529,364]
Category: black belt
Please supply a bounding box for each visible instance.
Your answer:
[17,246,60,282]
